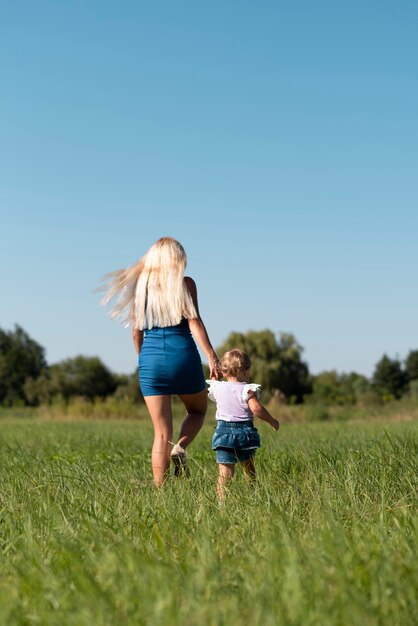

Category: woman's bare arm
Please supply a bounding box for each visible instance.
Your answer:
[185,276,220,379]
[132,328,144,355]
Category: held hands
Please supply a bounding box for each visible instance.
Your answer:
[208,354,221,380]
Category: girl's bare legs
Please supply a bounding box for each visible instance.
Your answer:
[144,395,173,487]
[177,390,208,448]
[217,463,235,500]
[241,457,256,481]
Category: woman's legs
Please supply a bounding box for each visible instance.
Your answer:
[177,389,208,449]
[143,395,173,487]
[143,390,207,485]
[217,463,235,500]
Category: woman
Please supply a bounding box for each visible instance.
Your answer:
[100,237,219,486]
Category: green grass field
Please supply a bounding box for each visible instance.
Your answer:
[0,416,417,625]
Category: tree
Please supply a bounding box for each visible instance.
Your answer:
[23,371,52,406]
[216,329,311,402]
[0,325,47,405]
[24,356,118,403]
[372,355,407,399]
[48,356,117,400]
[311,371,341,404]
[25,358,140,405]
[310,370,371,405]
[405,350,418,382]
[112,372,143,403]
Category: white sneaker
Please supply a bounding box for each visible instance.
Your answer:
[170,444,188,476]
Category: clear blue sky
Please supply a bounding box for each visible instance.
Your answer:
[1,1,417,378]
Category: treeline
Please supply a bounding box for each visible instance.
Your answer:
[1,325,418,408]
[0,326,141,407]
[216,330,418,406]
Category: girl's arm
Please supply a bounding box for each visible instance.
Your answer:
[132,328,144,356]
[185,276,220,379]
[248,394,280,430]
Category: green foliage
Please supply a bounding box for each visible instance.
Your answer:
[407,379,418,400]
[373,354,408,399]
[405,350,418,382]
[112,372,143,403]
[23,370,53,405]
[310,370,372,405]
[51,355,117,399]
[355,390,383,408]
[4,323,418,411]
[24,356,118,404]
[0,325,47,405]
[0,419,416,625]
[216,330,311,401]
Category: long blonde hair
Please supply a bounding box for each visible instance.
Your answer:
[99,237,198,329]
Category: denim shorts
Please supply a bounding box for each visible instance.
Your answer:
[212,420,261,464]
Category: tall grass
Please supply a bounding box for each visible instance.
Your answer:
[0,418,416,625]
[2,394,417,423]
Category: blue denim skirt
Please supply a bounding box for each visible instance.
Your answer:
[212,420,261,464]
[138,319,205,396]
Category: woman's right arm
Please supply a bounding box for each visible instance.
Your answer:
[132,328,144,356]
[188,317,220,379]
[185,277,220,379]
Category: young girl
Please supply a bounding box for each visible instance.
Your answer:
[207,349,279,499]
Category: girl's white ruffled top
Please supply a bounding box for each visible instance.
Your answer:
[206,380,261,422]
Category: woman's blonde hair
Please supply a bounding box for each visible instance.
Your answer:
[99,237,198,329]
[220,349,251,378]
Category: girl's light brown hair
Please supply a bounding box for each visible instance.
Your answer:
[220,349,251,378]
